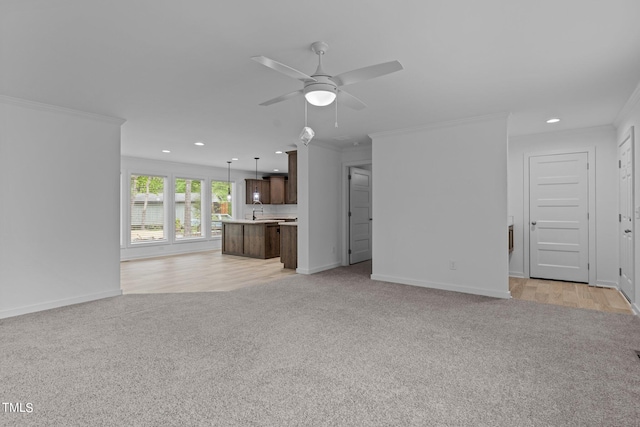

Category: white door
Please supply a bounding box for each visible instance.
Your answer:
[619,131,634,301]
[349,167,372,264]
[529,152,589,283]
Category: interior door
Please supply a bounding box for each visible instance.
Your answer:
[529,152,589,283]
[619,131,634,301]
[349,167,372,264]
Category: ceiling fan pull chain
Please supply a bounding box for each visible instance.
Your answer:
[305,99,308,126]
[335,96,338,128]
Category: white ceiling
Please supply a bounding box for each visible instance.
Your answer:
[2,0,640,173]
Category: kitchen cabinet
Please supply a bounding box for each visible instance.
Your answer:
[279,222,297,269]
[244,150,296,205]
[269,176,285,204]
[286,150,297,204]
[245,179,270,204]
[222,220,280,259]
[222,223,244,255]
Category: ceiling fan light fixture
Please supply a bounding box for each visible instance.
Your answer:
[304,83,337,106]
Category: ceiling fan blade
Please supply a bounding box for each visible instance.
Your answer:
[331,60,403,87]
[252,56,317,83]
[259,89,303,106]
[338,89,367,110]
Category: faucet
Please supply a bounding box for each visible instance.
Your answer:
[252,201,263,221]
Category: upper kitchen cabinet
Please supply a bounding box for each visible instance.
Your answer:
[246,177,286,204]
[245,150,296,205]
[286,150,297,204]
[245,179,270,204]
[269,176,285,204]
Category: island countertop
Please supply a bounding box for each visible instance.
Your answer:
[223,219,281,224]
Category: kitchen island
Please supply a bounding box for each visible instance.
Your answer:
[222,220,281,259]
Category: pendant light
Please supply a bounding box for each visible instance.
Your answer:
[226,161,232,202]
[253,157,260,202]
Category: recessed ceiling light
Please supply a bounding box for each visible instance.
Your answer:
[546,118,560,124]
[273,169,279,172]
[275,151,283,154]
[162,150,171,153]
[231,157,239,161]
[194,142,205,146]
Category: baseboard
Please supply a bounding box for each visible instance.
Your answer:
[595,280,618,289]
[296,261,342,275]
[632,302,640,316]
[121,239,221,261]
[370,274,511,299]
[509,271,525,278]
[0,289,122,319]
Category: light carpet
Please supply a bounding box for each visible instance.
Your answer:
[2,262,640,426]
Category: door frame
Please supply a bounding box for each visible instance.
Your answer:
[618,126,635,302]
[341,159,372,266]
[523,147,596,285]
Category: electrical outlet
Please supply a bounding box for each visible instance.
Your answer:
[449,261,456,270]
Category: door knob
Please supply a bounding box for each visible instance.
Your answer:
[531,221,537,226]
[625,229,632,233]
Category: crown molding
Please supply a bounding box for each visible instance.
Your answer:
[614,80,640,128]
[509,124,615,142]
[303,139,343,153]
[369,112,510,139]
[0,94,126,126]
[340,143,372,153]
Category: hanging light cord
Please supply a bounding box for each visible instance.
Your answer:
[227,161,232,201]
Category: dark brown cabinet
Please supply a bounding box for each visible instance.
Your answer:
[280,224,297,269]
[264,224,281,259]
[286,150,297,204]
[244,150,296,205]
[245,179,270,204]
[269,176,285,205]
[222,223,244,256]
[222,221,280,259]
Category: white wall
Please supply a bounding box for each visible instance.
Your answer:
[370,114,510,298]
[615,82,640,312]
[508,126,617,287]
[0,96,124,319]
[297,142,343,274]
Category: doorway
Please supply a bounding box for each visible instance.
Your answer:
[349,167,372,264]
[523,149,596,284]
[618,127,635,302]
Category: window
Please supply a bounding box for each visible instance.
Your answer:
[130,175,165,243]
[211,180,232,236]
[175,178,203,240]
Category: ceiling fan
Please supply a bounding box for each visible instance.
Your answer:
[252,41,403,110]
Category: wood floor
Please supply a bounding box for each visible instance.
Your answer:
[120,250,296,294]
[121,251,633,315]
[509,277,633,315]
